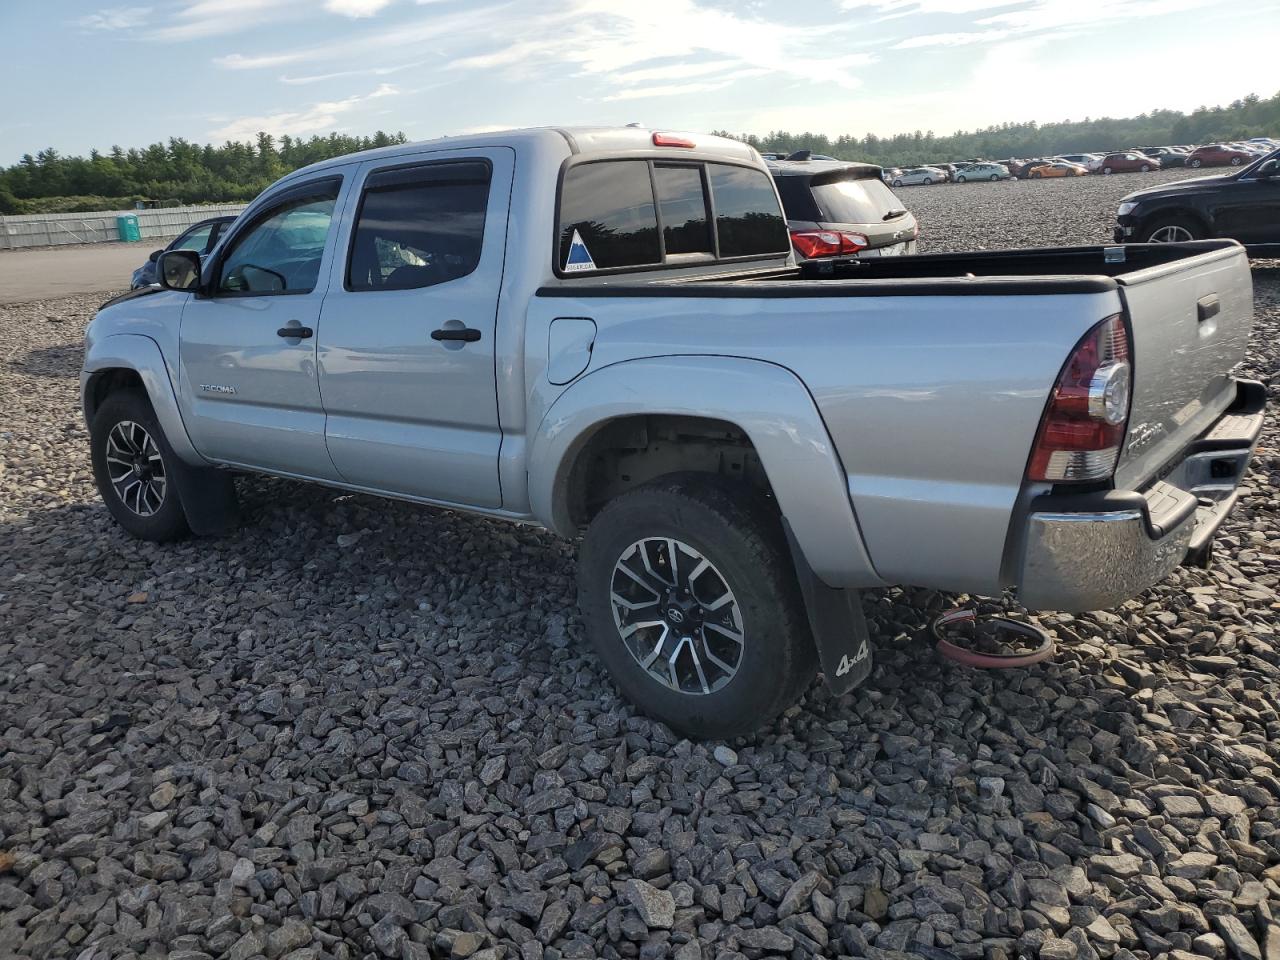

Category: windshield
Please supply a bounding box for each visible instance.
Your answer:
[811,175,903,225]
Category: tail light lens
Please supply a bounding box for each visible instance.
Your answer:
[790,230,869,258]
[1027,314,1131,483]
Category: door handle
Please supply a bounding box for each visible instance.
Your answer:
[1197,294,1220,323]
[277,325,313,339]
[431,327,482,343]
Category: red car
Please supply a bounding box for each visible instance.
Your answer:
[1097,152,1161,174]
[1186,144,1254,168]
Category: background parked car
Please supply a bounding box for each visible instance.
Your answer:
[1098,152,1159,174]
[1187,144,1255,168]
[880,166,902,183]
[1027,161,1089,178]
[1058,153,1103,170]
[1008,157,1061,178]
[768,158,919,260]
[1114,148,1280,252]
[954,162,1010,182]
[129,215,235,289]
[1134,147,1188,167]
[892,166,945,186]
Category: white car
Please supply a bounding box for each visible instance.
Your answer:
[1060,153,1103,170]
[891,167,945,186]
[954,162,1010,182]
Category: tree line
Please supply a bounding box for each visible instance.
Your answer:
[2,91,1278,215]
[715,91,1280,169]
[0,131,408,215]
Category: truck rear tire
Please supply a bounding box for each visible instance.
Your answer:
[577,476,817,739]
[90,389,191,542]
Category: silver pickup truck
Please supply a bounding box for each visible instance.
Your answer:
[82,126,1264,738]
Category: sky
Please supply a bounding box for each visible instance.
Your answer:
[2,0,1278,162]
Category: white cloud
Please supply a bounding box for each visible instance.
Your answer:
[279,58,434,84]
[602,74,769,102]
[978,0,1214,30]
[149,0,311,40]
[838,0,1020,15]
[214,52,309,70]
[76,6,152,30]
[206,83,399,141]
[324,0,395,16]
[211,0,877,97]
[894,31,1007,49]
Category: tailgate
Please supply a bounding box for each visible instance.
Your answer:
[1114,243,1254,490]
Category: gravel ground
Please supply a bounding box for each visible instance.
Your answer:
[907,167,1216,253]
[3,177,1280,960]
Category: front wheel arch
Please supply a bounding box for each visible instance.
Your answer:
[1138,210,1209,243]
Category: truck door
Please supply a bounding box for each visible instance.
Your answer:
[316,148,513,507]
[178,176,347,479]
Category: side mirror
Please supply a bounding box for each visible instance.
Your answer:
[148,249,163,263]
[1256,160,1278,179]
[157,250,202,291]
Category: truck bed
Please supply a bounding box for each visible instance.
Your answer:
[535,239,1254,596]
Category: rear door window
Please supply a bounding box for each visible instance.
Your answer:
[347,161,490,291]
[810,175,902,226]
[706,163,789,258]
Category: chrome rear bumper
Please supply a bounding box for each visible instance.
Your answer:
[1016,379,1264,612]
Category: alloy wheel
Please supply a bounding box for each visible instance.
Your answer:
[609,537,744,695]
[105,420,167,517]
[1148,224,1195,243]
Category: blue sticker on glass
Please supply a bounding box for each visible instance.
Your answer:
[564,229,596,272]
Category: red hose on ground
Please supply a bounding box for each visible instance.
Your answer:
[931,607,1055,668]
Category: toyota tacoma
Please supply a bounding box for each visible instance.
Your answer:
[82,126,1264,737]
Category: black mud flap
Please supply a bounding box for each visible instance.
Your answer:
[170,459,240,536]
[782,521,874,696]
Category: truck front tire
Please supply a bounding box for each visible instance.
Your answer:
[577,476,817,739]
[90,390,191,542]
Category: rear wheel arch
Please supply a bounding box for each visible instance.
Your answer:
[528,356,883,589]
[563,414,774,530]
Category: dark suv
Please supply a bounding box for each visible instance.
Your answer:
[767,159,918,260]
[1113,149,1280,252]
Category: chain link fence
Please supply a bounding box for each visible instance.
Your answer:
[0,204,248,250]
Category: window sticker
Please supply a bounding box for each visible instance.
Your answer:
[563,229,597,273]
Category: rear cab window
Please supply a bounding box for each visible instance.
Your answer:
[557,158,787,275]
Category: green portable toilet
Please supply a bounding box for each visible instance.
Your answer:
[116,215,141,242]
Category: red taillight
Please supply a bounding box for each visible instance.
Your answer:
[1027,314,1132,483]
[790,230,869,258]
[652,132,695,148]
